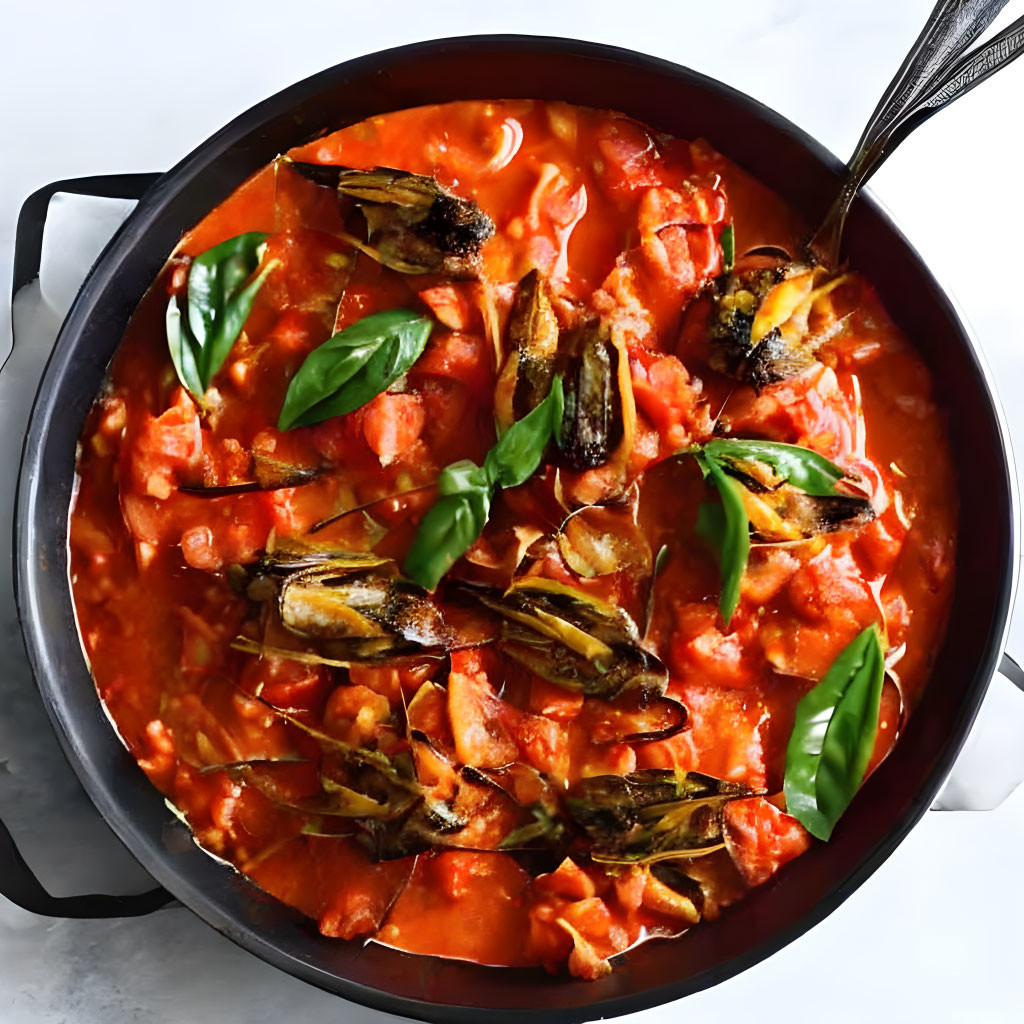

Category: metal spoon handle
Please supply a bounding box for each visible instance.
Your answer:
[811,1,1024,264]
[853,0,1009,165]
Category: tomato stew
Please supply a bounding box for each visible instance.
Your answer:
[69,100,956,978]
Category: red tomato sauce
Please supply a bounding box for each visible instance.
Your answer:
[69,100,956,978]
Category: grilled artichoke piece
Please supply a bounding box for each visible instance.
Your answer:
[356,798,467,861]
[567,769,752,864]
[559,320,624,471]
[710,262,851,389]
[291,162,494,277]
[495,273,636,479]
[252,551,450,658]
[717,455,874,542]
[233,761,467,861]
[480,577,668,700]
[740,485,874,542]
[495,270,561,431]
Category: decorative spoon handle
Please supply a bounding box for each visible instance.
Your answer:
[811,1,1024,264]
[854,0,1008,161]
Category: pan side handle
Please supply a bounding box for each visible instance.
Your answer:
[4,173,171,919]
[0,815,173,918]
[10,173,161,302]
[931,653,1024,812]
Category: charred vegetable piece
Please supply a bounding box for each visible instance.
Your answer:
[479,578,668,700]
[496,274,636,484]
[239,691,473,860]
[737,484,875,542]
[559,320,623,471]
[567,769,752,864]
[707,440,874,542]
[251,552,450,659]
[280,568,448,650]
[495,270,561,430]
[231,758,469,861]
[709,262,851,389]
[708,263,784,385]
[291,162,494,277]
[356,798,467,861]
[181,450,323,496]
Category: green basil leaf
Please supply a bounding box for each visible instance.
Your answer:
[278,309,433,430]
[439,459,492,496]
[703,438,843,496]
[694,501,726,552]
[200,260,275,387]
[697,451,750,625]
[783,625,885,841]
[403,486,491,591]
[720,224,735,272]
[404,378,563,590]
[484,376,564,488]
[166,232,272,398]
[189,232,271,388]
[166,296,204,399]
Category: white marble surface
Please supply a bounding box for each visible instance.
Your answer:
[3,0,1024,1020]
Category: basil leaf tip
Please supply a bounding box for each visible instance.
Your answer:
[278,309,433,430]
[403,487,491,592]
[404,377,562,590]
[484,375,563,489]
[167,231,273,400]
[701,451,749,625]
[720,223,735,272]
[783,625,885,841]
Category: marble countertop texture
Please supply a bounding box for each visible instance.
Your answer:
[3,1,1024,1021]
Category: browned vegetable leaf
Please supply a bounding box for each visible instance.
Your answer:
[495,270,560,431]
[567,769,754,864]
[291,162,494,278]
[246,551,451,661]
[477,577,668,701]
[709,261,853,389]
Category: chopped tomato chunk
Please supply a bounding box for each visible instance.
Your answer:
[723,797,812,886]
[361,392,426,466]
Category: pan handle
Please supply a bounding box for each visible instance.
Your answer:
[0,815,173,918]
[4,171,171,918]
[931,652,1024,812]
[11,172,161,299]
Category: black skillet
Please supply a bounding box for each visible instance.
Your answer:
[6,7,1024,1022]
